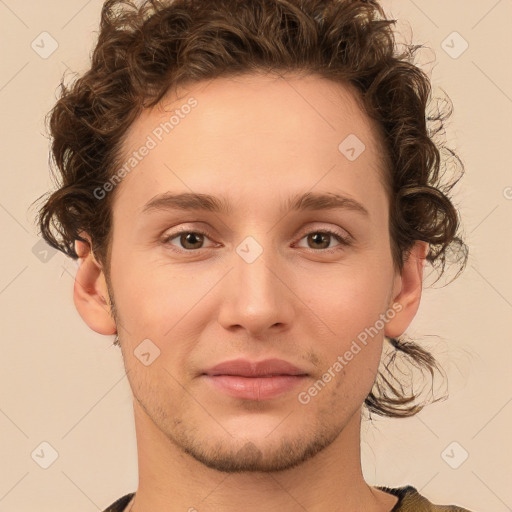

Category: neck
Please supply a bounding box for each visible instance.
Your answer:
[128,399,396,512]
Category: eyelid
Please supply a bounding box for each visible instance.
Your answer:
[161,226,218,250]
[295,223,352,244]
[161,223,353,252]
[293,227,352,253]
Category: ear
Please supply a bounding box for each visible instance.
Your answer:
[73,233,117,336]
[384,241,429,339]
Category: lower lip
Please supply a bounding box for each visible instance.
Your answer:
[203,374,308,401]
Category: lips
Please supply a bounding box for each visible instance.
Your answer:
[203,358,308,377]
[201,358,308,401]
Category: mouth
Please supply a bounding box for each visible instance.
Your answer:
[201,358,309,401]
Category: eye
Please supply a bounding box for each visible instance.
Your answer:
[161,227,352,254]
[295,229,352,252]
[162,229,217,251]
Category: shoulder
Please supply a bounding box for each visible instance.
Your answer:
[102,492,135,512]
[102,487,476,512]
[376,485,476,512]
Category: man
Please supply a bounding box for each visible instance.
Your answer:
[37,0,472,510]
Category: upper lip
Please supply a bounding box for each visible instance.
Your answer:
[203,358,308,377]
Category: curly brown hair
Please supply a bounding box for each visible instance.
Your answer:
[33,0,468,418]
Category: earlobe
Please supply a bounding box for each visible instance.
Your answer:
[73,237,117,336]
[384,241,429,339]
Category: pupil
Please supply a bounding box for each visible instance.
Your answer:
[310,232,328,249]
[183,233,203,248]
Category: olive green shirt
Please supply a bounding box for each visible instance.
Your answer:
[102,486,475,511]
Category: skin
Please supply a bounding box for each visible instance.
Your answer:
[73,73,428,512]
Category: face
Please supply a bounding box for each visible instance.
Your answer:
[78,73,424,473]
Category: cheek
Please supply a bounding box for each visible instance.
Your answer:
[294,264,389,385]
[111,236,392,346]
[111,253,221,342]
[297,263,391,337]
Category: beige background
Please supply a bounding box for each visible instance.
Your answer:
[0,0,511,511]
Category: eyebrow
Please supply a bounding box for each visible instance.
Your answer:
[141,191,370,217]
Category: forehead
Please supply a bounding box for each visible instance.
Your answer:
[113,73,389,215]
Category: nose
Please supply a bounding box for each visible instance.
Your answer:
[217,245,295,337]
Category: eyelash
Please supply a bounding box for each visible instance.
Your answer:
[161,227,352,254]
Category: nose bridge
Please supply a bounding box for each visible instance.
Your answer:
[235,236,281,311]
[238,251,277,303]
[218,235,293,334]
